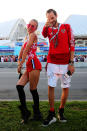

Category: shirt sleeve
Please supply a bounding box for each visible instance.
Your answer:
[42,26,49,38]
[66,24,75,52]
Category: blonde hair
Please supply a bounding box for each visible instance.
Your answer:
[31,19,38,28]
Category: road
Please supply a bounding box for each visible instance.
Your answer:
[0,67,87,101]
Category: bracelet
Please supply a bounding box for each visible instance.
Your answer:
[69,63,74,66]
[18,64,21,67]
[18,58,22,61]
[69,60,74,66]
[18,63,22,67]
[69,60,74,63]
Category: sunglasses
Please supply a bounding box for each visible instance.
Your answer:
[27,24,35,29]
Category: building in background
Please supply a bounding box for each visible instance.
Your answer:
[1,15,87,56]
[0,18,27,56]
[36,22,49,55]
[65,15,87,55]
[0,19,49,56]
[0,18,27,41]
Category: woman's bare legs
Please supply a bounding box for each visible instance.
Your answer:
[16,70,31,123]
[17,70,29,86]
[16,70,29,107]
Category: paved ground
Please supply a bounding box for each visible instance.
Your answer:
[0,67,87,101]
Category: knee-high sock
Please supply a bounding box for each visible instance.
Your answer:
[16,85,26,108]
[30,89,39,108]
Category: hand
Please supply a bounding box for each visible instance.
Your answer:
[17,66,21,73]
[45,21,52,27]
[68,64,75,75]
[17,63,22,73]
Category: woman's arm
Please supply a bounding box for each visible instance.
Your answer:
[17,45,24,65]
[21,33,37,65]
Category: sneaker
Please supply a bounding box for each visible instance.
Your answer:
[42,110,57,127]
[58,108,67,122]
[18,105,31,124]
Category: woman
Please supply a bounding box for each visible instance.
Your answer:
[16,19,42,124]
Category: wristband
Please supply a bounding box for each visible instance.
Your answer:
[18,58,22,61]
[18,63,22,67]
[69,60,74,66]
[18,64,21,67]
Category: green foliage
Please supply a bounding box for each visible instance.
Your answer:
[0,101,87,131]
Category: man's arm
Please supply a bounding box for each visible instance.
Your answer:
[42,26,49,38]
[68,52,75,74]
[42,21,52,38]
[70,51,74,62]
[67,24,75,74]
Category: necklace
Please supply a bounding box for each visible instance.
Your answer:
[52,23,60,48]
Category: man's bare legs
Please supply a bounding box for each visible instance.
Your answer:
[58,88,69,122]
[48,86,69,109]
[48,86,54,109]
[60,88,69,108]
[42,85,56,126]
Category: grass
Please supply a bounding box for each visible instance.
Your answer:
[0,101,87,131]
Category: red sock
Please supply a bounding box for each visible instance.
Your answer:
[50,107,55,112]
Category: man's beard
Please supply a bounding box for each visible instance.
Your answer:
[52,20,57,27]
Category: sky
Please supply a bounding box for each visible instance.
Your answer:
[0,0,87,24]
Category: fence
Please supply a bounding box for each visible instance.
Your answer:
[0,62,87,68]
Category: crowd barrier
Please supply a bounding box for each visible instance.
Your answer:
[0,62,87,68]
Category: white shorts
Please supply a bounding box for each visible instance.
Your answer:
[47,63,71,88]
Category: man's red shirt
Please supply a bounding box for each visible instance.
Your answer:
[42,24,75,64]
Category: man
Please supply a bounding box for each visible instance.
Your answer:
[42,9,75,126]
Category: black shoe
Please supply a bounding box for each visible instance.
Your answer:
[58,108,67,122]
[31,105,43,121]
[18,105,31,124]
[42,110,57,127]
